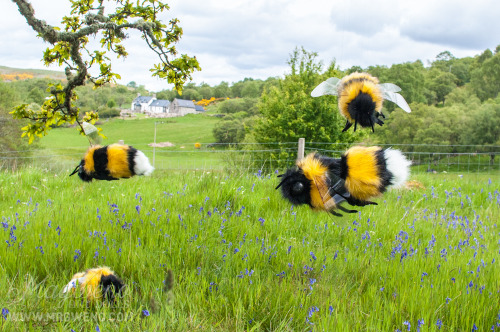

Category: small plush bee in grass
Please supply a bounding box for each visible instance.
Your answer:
[311,72,412,132]
[276,146,411,216]
[62,266,124,303]
[70,144,154,182]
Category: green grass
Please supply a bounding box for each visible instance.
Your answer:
[33,114,223,172]
[0,169,499,331]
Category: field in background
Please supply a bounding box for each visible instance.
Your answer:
[0,168,499,331]
[2,115,499,174]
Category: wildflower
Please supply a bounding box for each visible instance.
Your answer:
[417,319,424,332]
[329,305,334,315]
[403,321,411,331]
[2,308,8,320]
[74,249,82,262]
[436,319,442,329]
[136,205,141,214]
[142,310,150,317]
[258,218,265,225]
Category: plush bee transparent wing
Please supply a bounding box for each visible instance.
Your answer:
[310,173,358,216]
[311,77,341,97]
[379,84,412,113]
[81,121,101,145]
[379,83,401,93]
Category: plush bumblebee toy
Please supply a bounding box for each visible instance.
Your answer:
[70,144,154,181]
[311,72,411,132]
[276,146,411,216]
[62,266,124,303]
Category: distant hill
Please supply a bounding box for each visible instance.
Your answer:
[0,65,66,81]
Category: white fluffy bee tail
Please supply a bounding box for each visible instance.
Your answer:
[133,150,155,176]
[384,148,411,188]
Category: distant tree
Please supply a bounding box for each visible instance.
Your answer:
[461,102,500,146]
[106,99,116,108]
[27,87,45,105]
[430,71,457,105]
[470,50,500,101]
[127,81,137,88]
[213,119,245,143]
[0,82,33,158]
[199,84,213,99]
[241,81,260,98]
[253,47,360,166]
[214,82,231,98]
[181,88,202,101]
[10,0,200,143]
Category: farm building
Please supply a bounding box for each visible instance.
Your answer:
[170,99,197,116]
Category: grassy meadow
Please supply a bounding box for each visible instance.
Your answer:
[31,114,224,172]
[0,166,499,331]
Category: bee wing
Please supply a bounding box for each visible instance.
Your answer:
[382,91,412,113]
[311,173,347,211]
[82,121,98,135]
[379,83,402,93]
[311,77,341,97]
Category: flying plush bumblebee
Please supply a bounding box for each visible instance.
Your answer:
[311,72,412,132]
[62,266,124,303]
[70,144,154,181]
[276,146,411,216]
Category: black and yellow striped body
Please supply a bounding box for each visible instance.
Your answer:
[75,144,137,182]
[276,146,410,216]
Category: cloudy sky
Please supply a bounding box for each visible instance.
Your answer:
[1,0,499,91]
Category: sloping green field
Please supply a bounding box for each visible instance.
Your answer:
[34,114,223,172]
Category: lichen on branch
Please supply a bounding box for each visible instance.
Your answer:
[10,0,200,143]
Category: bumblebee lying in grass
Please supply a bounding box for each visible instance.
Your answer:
[62,266,124,303]
[70,144,154,181]
[311,72,411,132]
[276,146,411,216]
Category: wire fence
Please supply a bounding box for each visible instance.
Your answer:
[1,141,499,174]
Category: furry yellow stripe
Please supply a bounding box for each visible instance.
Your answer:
[107,144,132,178]
[70,266,115,301]
[297,153,330,209]
[338,73,383,121]
[344,146,382,200]
[83,146,100,173]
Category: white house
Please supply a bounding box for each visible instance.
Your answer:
[131,94,155,112]
[149,99,170,113]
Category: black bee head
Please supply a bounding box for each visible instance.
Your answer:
[100,274,125,303]
[276,167,311,207]
[348,92,377,128]
[69,160,93,182]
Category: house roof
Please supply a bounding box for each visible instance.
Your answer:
[133,96,153,103]
[174,99,195,108]
[150,99,170,107]
[195,105,205,112]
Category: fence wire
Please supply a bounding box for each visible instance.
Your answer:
[1,142,499,174]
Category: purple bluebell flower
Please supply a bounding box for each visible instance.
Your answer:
[74,249,82,261]
[1,308,8,320]
[142,310,150,317]
[436,319,442,329]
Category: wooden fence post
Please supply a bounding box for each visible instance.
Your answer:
[297,138,305,161]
